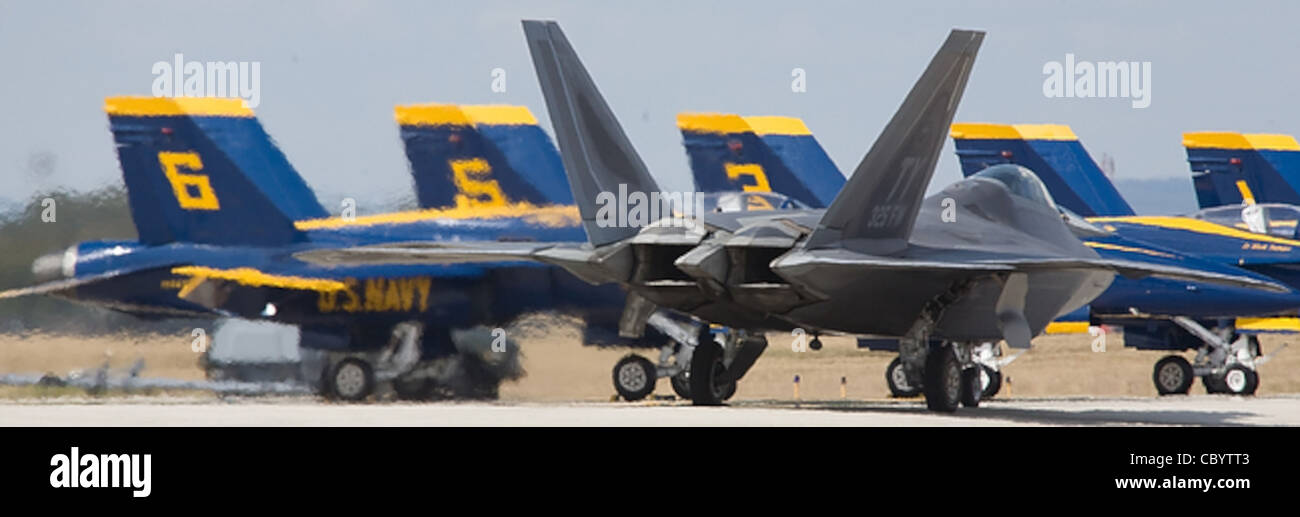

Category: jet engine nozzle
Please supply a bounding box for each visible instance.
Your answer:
[31,246,76,282]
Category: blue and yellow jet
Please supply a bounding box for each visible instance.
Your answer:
[952,123,1300,396]
[1,97,689,401]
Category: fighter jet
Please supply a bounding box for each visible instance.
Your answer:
[300,21,1285,411]
[677,115,1300,400]
[953,123,1300,395]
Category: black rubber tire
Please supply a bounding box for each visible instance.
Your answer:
[885,356,922,398]
[670,371,691,399]
[923,347,962,412]
[980,365,1002,399]
[960,367,982,408]
[393,376,434,401]
[328,358,374,402]
[1221,365,1259,395]
[1203,374,1226,394]
[1153,355,1194,395]
[689,340,733,406]
[809,338,823,351]
[612,354,657,401]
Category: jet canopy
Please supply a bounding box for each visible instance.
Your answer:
[969,164,1057,209]
[1193,203,1300,238]
[703,191,810,213]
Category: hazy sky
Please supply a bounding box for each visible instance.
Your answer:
[3,0,1299,213]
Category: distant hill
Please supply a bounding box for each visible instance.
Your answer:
[1114,177,1200,215]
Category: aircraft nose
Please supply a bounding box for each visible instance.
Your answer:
[31,246,75,282]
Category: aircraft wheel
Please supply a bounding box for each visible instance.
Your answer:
[960,367,982,408]
[1203,374,1226,394]
[1221,365,1259,395]
[980,364,1002,399]
[923,346,962,412]
[885,356,921,397]
[1153,355,1193,395]
[393,376,435,401]
[689,340,734,406]
[612,354,657,401]
[670,371,691,399]
[329,358,374,401]
[809,337,823,351]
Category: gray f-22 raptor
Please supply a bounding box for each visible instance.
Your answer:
[302,21,1284,411]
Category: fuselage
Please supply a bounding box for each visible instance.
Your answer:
[44,204,647,355]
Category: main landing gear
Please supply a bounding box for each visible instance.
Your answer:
[609,313,766,405]
[902,341,984,412]
[886,341,1019,400]
[1153,317,1285,396]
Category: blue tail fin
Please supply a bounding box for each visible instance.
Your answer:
[105,97,327,246]
[1182,132,1300,208]
[950,123,1135,217]
[395,104,572,209]
[676,113,843,208]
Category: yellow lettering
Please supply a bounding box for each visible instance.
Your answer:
[341,278,361,312]
[450,158,507,208]
[384,280,403,311]
[398,279,416,311]
[364,278,385,311]
[157,151,220,210]
[415,277,433,312]
[724,163,773,210]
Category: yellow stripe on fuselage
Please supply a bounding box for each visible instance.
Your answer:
[1083,241,1176,258]
[171,266,345,293]
[105,96,254,118]
[294,203,581,230]
[1045,321,1090,334]
[1236,317,1300,332]
[1088,215,1300,247]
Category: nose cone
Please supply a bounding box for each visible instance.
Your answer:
[31,246,75,282]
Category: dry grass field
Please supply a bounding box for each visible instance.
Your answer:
[1,327,1297,402]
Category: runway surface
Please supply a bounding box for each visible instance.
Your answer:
[1,394,1296,426]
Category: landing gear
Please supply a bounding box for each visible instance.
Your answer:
[689,339,735,406]
[1220,364,1259,395]
[961,366,982,408]
[612,354,658,401]
[670,372,692,399]
[885,356,921,397]
[1153,355,1194,395]
[923,344,964,412]
[979,364,1002,399]
[328,358,375,401]
[809,336,823,351]
[1162,318,1282,397]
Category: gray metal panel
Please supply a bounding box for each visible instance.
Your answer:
[808,29,984,254]
[523,20,662,246]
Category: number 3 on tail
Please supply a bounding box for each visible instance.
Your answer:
[158,151,220,211]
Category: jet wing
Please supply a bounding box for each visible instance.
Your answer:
[773,248,1291,293]
[0,270,132,300]
[294,241,617,286]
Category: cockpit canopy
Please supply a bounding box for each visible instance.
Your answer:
[703,191,810,213]
[1193,203,1300,239]
[969,164,1057,209]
